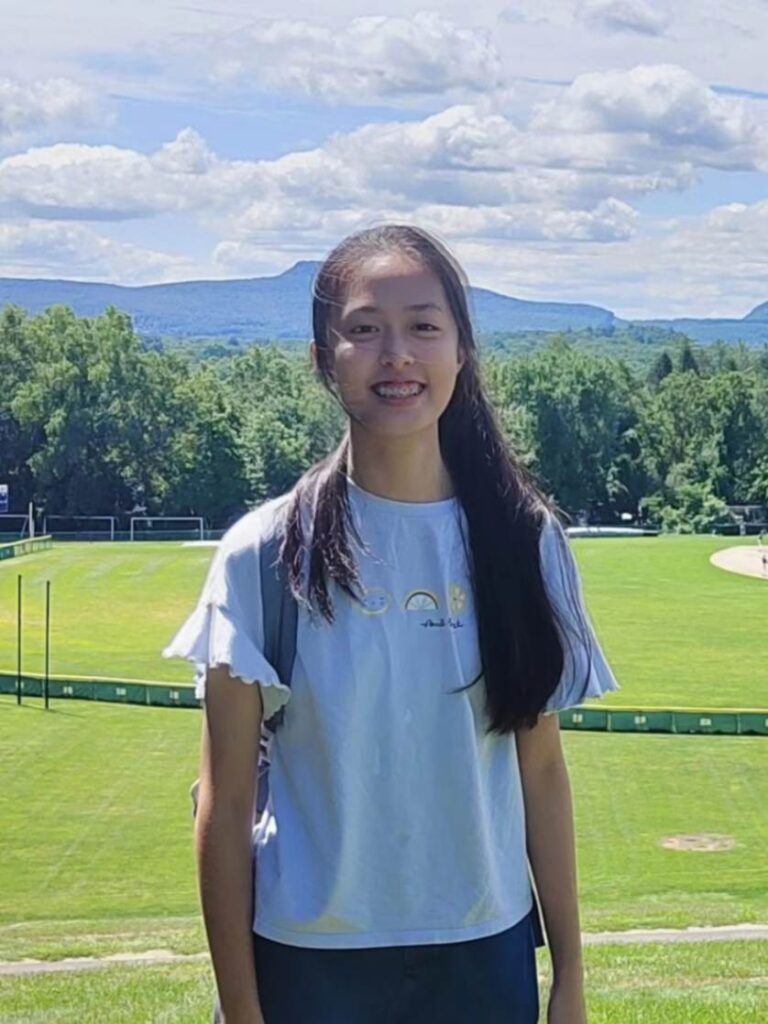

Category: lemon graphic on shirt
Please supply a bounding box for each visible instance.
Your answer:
[449,582,466,615]
[404,589,440,612]
[357,586,391,616]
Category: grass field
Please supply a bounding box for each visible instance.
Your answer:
[1,534,767,709]
[1,940,766,1023]
[1,536,767,1020]
[2,700,767,951]
[1,700,767,1021]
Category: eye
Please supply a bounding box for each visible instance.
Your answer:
[416,323,440,332]
[350,324,376,334]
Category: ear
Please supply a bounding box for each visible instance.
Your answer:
[457,345,466,372]
[310,339,332,380]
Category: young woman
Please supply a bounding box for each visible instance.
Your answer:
[163,224,620,1023]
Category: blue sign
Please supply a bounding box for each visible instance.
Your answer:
[0,484,7,514]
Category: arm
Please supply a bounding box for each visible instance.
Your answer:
[196,665,265,1024]
[517,713,587,1019]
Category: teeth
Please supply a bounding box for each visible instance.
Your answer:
[374,383,424,397]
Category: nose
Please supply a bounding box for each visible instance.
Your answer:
[379,330,415,368]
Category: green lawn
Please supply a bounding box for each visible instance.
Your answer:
[576,534,768,709]
[2,700,767,958]
[1,536,767,1019]
[2,674,767,1019]
[0,541,214,685]
[1,535,766,709]
[1,941,765,1023]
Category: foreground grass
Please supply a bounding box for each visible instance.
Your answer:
[1,535,767,708]
[2,700,767,965]
[0,916,205,964]
[1,941,766,1023]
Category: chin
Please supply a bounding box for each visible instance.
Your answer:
[358,412,438,439]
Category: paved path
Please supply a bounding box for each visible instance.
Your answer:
[3,924,768,976]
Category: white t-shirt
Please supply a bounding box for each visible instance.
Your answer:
[162,475,620,949]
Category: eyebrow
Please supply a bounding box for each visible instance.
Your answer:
[345,302,444,314]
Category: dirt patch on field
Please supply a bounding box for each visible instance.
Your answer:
[710,545,768,581]
[660,833,737,852]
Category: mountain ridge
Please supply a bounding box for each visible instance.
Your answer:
[1,262,766,345]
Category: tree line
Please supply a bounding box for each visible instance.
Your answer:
[2,304,767,532]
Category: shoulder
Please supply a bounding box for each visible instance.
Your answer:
[218,490,295,560]
[535,505,580,590]
[537,505,569,554]
[205,491,296,604]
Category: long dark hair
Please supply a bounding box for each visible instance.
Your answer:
[281,223,591,734]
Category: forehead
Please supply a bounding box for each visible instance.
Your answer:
[339,254,447,316]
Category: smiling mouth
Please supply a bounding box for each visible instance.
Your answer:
[371,382,426,398]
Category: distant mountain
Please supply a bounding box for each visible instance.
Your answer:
[1,262,767,345]
[467,285,615,332]
[744,301,768,322]
[0,262,322,341]
[641,303,768,344]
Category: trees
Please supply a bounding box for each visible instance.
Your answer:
[486,339,646,520]
[678,338,700,375]
[647,351,673,388]
[219,345,344,504]
[3,303,766,531]
[3,306,249,525]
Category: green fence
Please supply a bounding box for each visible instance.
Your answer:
[0,535,53,562]
[0,672,198,708]
[557,706,768,735]
[1,671,767,733]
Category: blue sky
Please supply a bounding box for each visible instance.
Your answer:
[1,0,767,319]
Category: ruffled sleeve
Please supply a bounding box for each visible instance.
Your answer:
[538,510,621,715]
[161,512,292,723]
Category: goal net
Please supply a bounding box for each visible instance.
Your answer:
[130,516,205,542]
[44,515,116,541]
[0,513,30,542]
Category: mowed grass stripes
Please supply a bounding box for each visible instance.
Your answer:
[1,534,766,708]
[2,701,767,944]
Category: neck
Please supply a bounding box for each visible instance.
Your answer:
[346,424,454,503]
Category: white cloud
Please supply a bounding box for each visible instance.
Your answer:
[5,2,768,107]
[577,0,672,37]
[0,129,254,219]
[151,128,216,175]
[0,77,104,146]
[0,55,765,317]
[204,196,768,320]
[496,2,768,96]
[0,218,192,282]
[462,198,768,319]
[531,65,768,170]
[1,67,764,243]
[191,12,504,105]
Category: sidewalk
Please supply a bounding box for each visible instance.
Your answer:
[3,924,768,976]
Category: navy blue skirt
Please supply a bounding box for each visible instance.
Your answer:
[250,907,540,1023]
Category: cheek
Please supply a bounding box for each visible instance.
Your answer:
[332,346,374,391]
[427,350,462,388]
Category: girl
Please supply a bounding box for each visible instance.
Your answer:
[163,224,620,1023]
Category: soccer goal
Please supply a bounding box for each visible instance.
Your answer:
[130,516,205,542]
[43,515,116,541]
[0,513,30,541]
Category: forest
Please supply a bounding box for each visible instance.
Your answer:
[2,303,768,532]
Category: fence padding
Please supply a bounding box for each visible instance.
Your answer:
[1,673,766,732]
[0,535,53,561]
